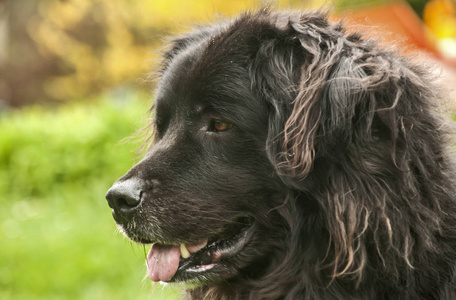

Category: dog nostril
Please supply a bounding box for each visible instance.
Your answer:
[110,192,140,210]
[106,179,143,212]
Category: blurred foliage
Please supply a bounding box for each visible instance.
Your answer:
[29,0,321,102]
[2,0,396,107]
[0,94,182,299]
[8,0,313,106]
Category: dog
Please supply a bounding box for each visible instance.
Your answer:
[106,9,456,299]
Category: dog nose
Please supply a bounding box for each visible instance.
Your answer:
[106,178,143,216]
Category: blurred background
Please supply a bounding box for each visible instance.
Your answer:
[0,0,455,299]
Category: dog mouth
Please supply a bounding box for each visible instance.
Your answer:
[145,216,254,283]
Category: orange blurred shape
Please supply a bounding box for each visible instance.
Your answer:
[333,1,430,53]
[332,0,456,67]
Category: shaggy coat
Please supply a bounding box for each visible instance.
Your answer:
[106,10,456,299]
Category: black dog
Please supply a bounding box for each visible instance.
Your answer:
[106,9,456,299]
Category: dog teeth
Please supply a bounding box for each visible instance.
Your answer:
[187,240,208,253]
[180,243,191,258]
[179,240,209,258]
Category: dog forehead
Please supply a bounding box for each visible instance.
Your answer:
[156,37,258,115]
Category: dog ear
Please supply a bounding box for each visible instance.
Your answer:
[252,19,369,182]
[250,18,379,283]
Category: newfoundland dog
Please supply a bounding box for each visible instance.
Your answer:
[106,9,456,299]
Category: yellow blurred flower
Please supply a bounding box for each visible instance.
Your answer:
[424,0,456,39]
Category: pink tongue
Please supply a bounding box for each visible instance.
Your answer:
[147,244,180,282]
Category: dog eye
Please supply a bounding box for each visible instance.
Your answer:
[209,119,233,132]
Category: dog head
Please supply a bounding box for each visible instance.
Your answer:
[105,9,416,286]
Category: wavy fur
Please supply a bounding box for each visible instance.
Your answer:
[187,10,456,299]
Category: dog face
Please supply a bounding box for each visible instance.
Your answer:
[106,19,290,284]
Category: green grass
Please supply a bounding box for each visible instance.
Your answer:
[0,95,183,299]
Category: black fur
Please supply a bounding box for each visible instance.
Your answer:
[106,10,456,299]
